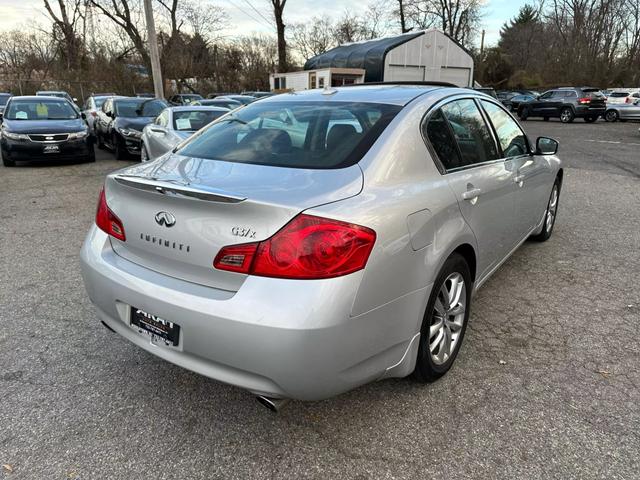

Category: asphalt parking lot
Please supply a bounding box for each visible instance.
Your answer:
[1,119,639,479]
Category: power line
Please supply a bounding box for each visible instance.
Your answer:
[240,0,273,26]
[226,0,275,31]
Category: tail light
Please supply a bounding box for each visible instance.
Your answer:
[214,214,376,279]
[95,187,126,241]
[91,111,98,117]
[578,97,591,104]
[625,97,633,103]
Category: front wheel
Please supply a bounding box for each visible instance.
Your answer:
[530,178,561,242]
[518,107,530,121]
[560,107,575,123]
[413,253,472,382]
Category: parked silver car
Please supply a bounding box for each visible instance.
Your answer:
[604,99,640,122]
[140,106,229,161]
[80,84,562,409]
[82,94,117,135]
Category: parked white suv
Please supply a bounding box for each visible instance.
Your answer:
[606,89,640,105]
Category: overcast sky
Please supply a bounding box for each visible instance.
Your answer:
[0,0,529,47]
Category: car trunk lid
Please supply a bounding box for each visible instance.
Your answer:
[105,153,363,291]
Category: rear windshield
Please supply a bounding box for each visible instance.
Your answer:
[176,101,401,169]
[94,97,109,108]
[173,110,226,131]
[4,99,78,120]
[0,95,10,106]
[115,99,167,117]
[609,92,630,97]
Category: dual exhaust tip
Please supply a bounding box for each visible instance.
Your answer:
[255,395,289,413]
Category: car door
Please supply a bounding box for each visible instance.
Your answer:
[531,91,553,115]
[425,98,519,279]
[480,99,552,237]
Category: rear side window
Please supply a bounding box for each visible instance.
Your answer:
[610,92,630,98]
[440,99,499,167]
[424,109,462,170]
[176,101,401,169]
[481,101,528,158]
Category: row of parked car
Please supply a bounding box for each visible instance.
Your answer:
[0,90,267,167]
[478,87,640,123]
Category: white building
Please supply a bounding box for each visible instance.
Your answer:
[271,29,474,92]
[270,68,365,92]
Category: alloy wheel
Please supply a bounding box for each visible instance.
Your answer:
[546,185,559,233]
[429,273,466,366]
[560,109,572,123]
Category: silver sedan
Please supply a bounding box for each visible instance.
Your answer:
[604,99,640,122]
[140,106,229,161]
[80,85,562,409]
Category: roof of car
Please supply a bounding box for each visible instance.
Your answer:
[263,84,462,106]
[7,95,71,101]
[169,105,230,113]
[36,91,67,94]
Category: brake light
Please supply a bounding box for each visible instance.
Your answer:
[578,97,591,104]
[214,214,376,279]
[625,97,633,103]
[91,111,97,117]
[95,187,126,241]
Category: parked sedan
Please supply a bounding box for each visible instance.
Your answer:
[168,93,203,106]
[505,93,537,112]
[82,94,117,135]
[604,99,640,122]
[141,106,229,161]
[80,85,562,408]
[95,97,168,159]
[216,94,256,105]
[1,96,93,167]
[36,90,77,108]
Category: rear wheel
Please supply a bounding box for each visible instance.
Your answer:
[530,178,561,242]
[584,115,597,123]
[413,253,472,382]
[560,107,574,123]
[605,110,619,122]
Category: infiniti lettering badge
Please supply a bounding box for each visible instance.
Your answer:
[155,211,176,227]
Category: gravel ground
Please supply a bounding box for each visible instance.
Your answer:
[1,119,639,479]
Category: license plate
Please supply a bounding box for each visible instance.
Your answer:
[43,144,60,154]
[130,307,180,347]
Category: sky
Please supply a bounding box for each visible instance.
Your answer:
[0,0,530,47]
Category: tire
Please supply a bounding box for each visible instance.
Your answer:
[560,107,574,123]
[413,253,472,382]
[96,131,105,150]
[518,107,529,121]
[2,152,15,167]
[530,178,561,242]
[113,134,127,160]
[140,144,149,162]
[605,110,618,122]
[84,145,96,163]
[584,115,597,123]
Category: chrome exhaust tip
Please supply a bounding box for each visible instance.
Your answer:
[255,395,290,413]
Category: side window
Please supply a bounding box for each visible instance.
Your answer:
[423,109,462,170]
[564,91,577,98]
[551,91,565,98]
[539,91,553,100]
[481,101,528,158]
[440,99,499,167]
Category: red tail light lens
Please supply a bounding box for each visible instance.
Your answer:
[578,97,591,104]
[91,111,98,117]
[625,97,632,103]
[214,214,376,279]
[95,187,126,241]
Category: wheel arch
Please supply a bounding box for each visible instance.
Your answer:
[450,243,477,283]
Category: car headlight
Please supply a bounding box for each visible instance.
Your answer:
[68,129,89,140]
[118,127,142,139]
[1,130,29,141]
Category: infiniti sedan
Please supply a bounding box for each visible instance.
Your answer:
[1,96,93,167]
[141,106,229,161]
[80,84,562,409]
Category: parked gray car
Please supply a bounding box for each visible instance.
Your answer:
[140,106,229,161]
[80,84,562,409]
[604,99,640,122]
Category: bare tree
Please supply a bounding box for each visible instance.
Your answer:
[42,0,85,70]
[289,16,336,61]
[269,0,287,71]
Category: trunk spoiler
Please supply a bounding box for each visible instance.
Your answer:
[113,174,247,203]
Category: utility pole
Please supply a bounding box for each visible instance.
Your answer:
[143,0,164,99]
[480,29,486,57]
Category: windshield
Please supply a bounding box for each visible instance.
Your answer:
[4,99,78,120]
[115,99,167,117]
[610,92,630,98]
[94,97,109,108]
[177,101,401,169]
[173,110,226,131]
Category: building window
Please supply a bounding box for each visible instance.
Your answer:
[318,77,325,88]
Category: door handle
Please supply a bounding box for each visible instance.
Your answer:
[462,188,482,201]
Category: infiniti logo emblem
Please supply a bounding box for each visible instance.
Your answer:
[155,211,176,227]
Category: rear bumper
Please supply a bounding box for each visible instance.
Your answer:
[1,137,91,162]
[80,226,425,400]
[575,106,605,117]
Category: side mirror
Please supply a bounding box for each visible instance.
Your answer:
[536,136,559,155]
